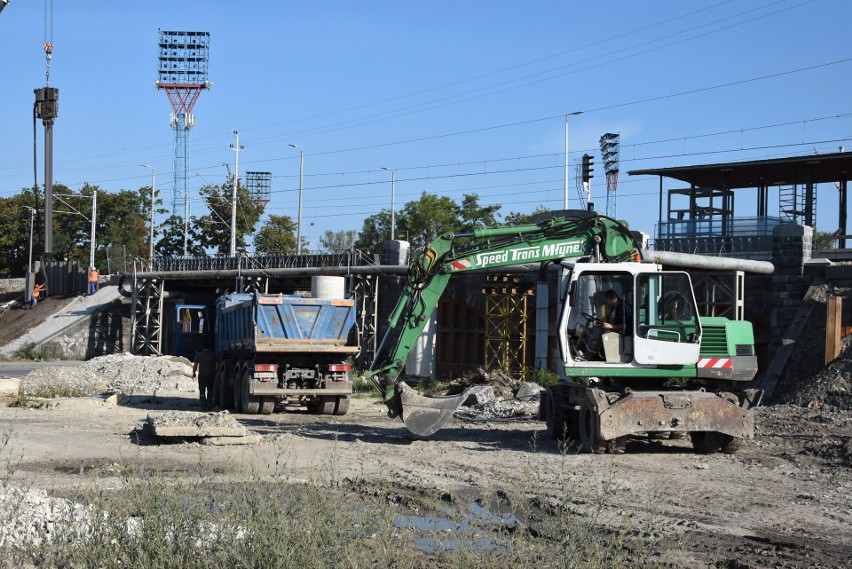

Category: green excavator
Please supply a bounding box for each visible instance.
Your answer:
[367,212,768,453]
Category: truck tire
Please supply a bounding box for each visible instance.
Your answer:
[232,364,243,412]
[308,397,335,415]
[259,398,275,415]
[218,362,234,410]
[240,369,260,414]
[333,396,350,416]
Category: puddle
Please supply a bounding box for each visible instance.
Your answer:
[394,500,519,554]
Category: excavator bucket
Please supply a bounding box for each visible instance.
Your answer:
[397,381,470,437]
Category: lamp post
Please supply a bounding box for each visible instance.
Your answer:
[140,164,156,270]
[564,111,583,210]
[289,144,304,253]
[229,131,245,257]
[381,167,396,240]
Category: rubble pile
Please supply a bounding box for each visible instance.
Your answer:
[0,486,92,548]
[20,353,197,398]
[81,353,196,394]
[21,367,106,397]
[775,285,852,410]
[448,368,544,421]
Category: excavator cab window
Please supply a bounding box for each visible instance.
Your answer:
[635,273,699,343]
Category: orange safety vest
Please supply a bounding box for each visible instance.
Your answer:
[32,284,42,298]
[88,270,99,283]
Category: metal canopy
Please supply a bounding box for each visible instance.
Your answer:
[628,152,852,189]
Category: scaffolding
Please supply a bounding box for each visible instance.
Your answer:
[483,275,533,374]
[130,275,164,356]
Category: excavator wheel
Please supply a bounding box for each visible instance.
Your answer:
[545,385,576,443]
[578,399,626,454]
[691,432,742,454]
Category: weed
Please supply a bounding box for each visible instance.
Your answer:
[15,342,46,362]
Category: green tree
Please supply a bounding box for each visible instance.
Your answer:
[458,193,501,232]
[355,192,505,252]
[193,179,265,255]
[156,214,205,257]
[318,229,357,253]
[354,210,392,253]
[398,192,459,249]
[503,205,552,226]
[254,214,297,254]
[95,187,153,270]
[0,190,36,277]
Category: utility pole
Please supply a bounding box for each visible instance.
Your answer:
[141,164,156,269]
[289,144,304,253]
[564,111,582,210]
[89,185,97,269]
[382,167,396,240]
[229,130,245,257]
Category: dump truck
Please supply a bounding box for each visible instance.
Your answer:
[367,212,771,453]
[212,288,359,415]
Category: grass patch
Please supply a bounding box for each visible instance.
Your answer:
[0,432,698,568]
[15,342,46,362]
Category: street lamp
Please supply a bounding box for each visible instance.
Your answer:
[229,131,245,257]
[140,164,156,270]
[381,167,396,240]
[564,111,583,209]
[289,144,304,253]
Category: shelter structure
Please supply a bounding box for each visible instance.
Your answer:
[629,152,852,255]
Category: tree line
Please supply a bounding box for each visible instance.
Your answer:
[0,180,542,277]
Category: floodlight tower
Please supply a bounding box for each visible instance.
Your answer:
[155,30,210,256]
[245,172,272,207]
[600,133,620,218]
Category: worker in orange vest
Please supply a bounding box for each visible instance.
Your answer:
[88,267,99,295]
[29,282,43,309]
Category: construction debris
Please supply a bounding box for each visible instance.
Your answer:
[448,368,543,421]
[145,411,260,445]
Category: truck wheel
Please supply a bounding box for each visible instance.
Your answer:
[218,363,234,410]
[333,396,350,416]
[232,365,243,412]
[240,369,260,415]
[259,398,275,415]
[308,397,335,415]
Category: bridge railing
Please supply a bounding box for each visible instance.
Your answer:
[150,250,379,272]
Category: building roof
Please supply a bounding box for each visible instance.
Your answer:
[628,152,852,188]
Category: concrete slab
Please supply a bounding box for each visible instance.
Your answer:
[146,411,247,438]
[200,434,262,446]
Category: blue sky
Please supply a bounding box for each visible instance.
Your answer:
[1,0,850,249]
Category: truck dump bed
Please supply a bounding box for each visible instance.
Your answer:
[217,293,358,357]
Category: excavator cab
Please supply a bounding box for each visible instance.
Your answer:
[561,264,702,370]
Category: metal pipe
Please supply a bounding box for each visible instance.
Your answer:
[640,249,774,274]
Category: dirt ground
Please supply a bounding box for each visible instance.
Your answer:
[0,383,849,568]
[0,286,850,566]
